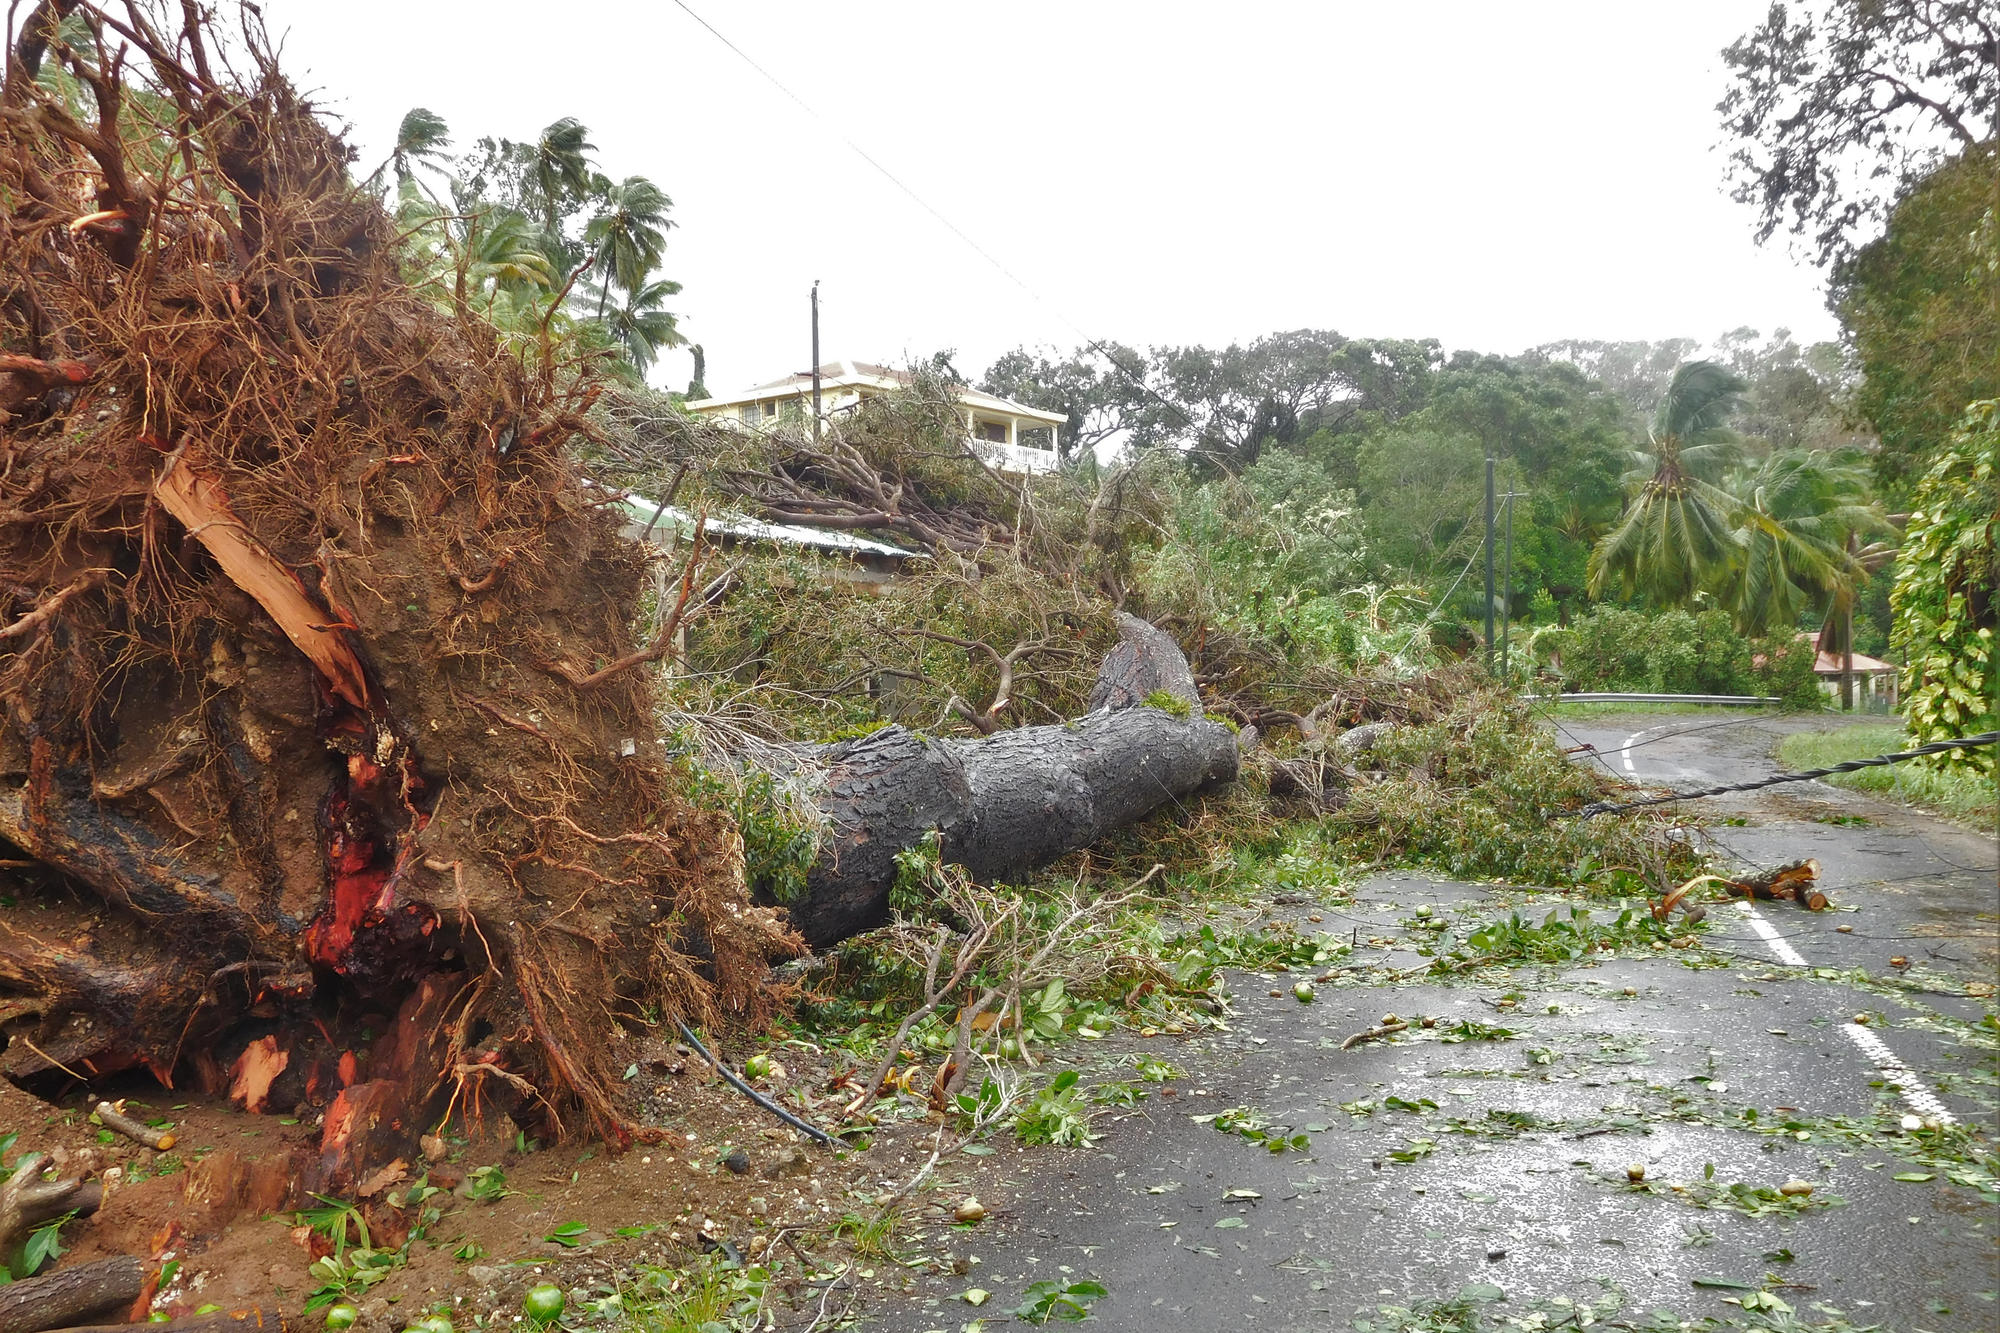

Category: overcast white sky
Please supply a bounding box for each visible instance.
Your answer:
[266,1,1838,396]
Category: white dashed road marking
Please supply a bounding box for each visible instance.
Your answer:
[1840,1017,1959,1124]
[1733,889,1957,1125]
[1734,899,1808,966]
[1613,725,1961,1127]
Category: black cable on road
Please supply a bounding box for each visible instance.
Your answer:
[1550,717,1632,779]
[675,1019,836,1147]
[1583,712,1785,757]
[1570,732,2000,819]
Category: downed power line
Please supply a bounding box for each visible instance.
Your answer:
[1571,731,1999,819]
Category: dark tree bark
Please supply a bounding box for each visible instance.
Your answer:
[776,617,1236,947]
[1087,612,1200,712]
[0,1255,143,1333]
[34,1313,293,1333]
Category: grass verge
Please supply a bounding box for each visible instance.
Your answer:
[1777,723,1996,829]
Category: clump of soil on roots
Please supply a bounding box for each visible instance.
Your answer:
[0,0,797,1210]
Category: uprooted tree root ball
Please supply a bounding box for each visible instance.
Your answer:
[0,2,795,1178]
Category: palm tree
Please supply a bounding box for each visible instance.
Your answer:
[364,108,453,195]
[1588,361,1746,606]
[455,210,556,320]
[523,118,597,236]
[598,278,685,376]
[1722,449,1889,637]
[584,176,674,317]
[388,107,452,188]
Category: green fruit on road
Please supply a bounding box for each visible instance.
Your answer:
[1293,982,1315,1003]
[524,1283,567,1325]
[324,1307,360,1331]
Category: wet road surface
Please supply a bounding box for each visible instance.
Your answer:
[860,711,1998,1332]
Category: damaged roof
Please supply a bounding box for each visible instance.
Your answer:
[615,492,923,560]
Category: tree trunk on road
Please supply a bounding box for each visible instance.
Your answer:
[775,614,1238,947]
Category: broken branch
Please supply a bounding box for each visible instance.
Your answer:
[853,913,1006,1116]
[0,568,108,641]
[1339,1019,1408,1050]
[0,1152,102,1256]
[93,1099,175,1150]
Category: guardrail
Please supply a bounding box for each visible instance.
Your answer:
[1524,692,1782,706]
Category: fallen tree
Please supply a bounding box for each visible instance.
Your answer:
[0,1,794,1179]
[779,615,1239,946]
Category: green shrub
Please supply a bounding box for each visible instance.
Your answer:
[1549,605,1823,708]
[1132,454,1434,681]
[681,765,820,905]
[1555,606,1748,694]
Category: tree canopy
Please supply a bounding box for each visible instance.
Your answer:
[1832,141,2000,496]
[977,331,1886,637]
[383,110,684,381]
[1719,0,1998,269]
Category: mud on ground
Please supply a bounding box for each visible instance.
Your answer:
[3,1031,1038,1326]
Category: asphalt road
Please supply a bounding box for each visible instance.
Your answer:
[858,711,1999,1333]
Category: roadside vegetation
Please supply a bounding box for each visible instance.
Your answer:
[1531,606,1824,706]
[1778,724,1998,828]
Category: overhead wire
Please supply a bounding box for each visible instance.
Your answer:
[665,0,1203,437]
[1571,732,1999,818]
[1577,712,1791,758]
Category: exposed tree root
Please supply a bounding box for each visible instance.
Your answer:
[0,1,797,1174]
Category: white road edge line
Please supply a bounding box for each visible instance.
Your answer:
[1733,900,1957,1125]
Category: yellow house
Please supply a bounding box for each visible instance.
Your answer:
[686,359,1067,476]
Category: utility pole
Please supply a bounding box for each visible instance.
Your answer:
[1499,488,1525,684]
[1841,529,1857,711]
[1483,456,1496,670]
[810,281,822,449]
